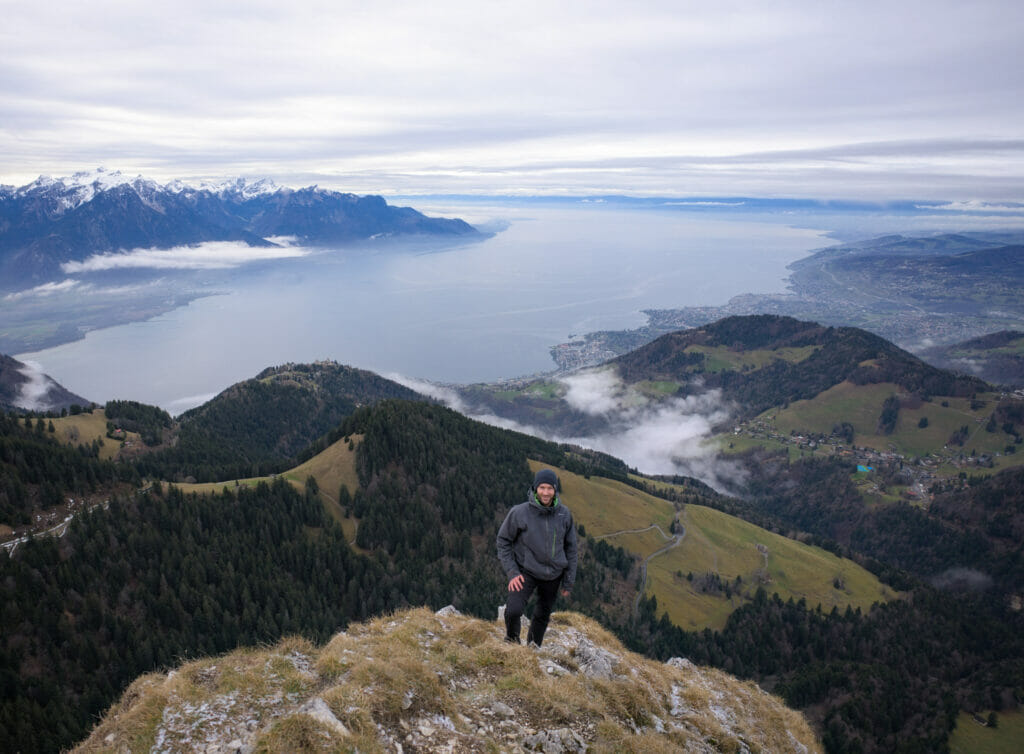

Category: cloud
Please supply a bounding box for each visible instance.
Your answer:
[385,374,551,437]
[562,370,637,416]
[2,4,1024,199]
[929,567,993,592]
[165,392,219,415]
[558,370,745,492]
[662,201,746,207]
[916,199,1024,213]
[392,367,745,493]
[4,279,82,300]
[61,241,308,272]
[14,360,58,411]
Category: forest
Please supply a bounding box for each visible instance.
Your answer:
[0,400,641,753]
[2,387,1023,752]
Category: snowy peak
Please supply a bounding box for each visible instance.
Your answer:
[0,170,483,291]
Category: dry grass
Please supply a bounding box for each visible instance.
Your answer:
[532,459,892,632]
[50,409,134,461]
[75,607,821,753]
[171,435,362,542]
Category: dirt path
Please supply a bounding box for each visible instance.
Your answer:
[594,523,686,615]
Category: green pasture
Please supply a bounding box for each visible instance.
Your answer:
[534,460,676,536]
[684,344,819,373]
[949,710,1024,754]
[51,409,135,461]
[600,527,674,559]
[764,382,1018,460]
[634,380,682,396]
[949,334,1024,358]
[537,461,893,632]
[648,504,894,631]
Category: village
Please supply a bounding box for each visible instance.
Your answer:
[728,409,1019,507]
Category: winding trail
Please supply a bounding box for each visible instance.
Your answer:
[594,522,686,616]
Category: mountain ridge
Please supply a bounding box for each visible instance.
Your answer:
[0,169,483,289]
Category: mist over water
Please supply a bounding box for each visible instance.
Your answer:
[17,204,827,413]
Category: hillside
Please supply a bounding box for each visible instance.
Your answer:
[525,460,893,632]
[0,353,90,413]
[919,330,1024,388]
[0,400,648,752]
[74,607,821,753]
[456,315,990,439]
[611,315,987,419]
[132,361,424,482]
[4,357,1023,753]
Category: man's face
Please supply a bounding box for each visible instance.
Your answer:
[536,483,556,505]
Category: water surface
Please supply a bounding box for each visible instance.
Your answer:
[19,204,827,412]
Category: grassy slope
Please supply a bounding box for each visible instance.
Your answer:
[172,444,891,633]
[649,505,894,631]
[760,382,1022,467]
[50,409,139,461]
[528,461,894,632]
[174,436,362,542]
[685,344,820,373]
[949,710,1024,754]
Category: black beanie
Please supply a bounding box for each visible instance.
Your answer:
[533,469,559,491]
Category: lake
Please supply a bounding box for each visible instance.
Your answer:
[17,202,828,413]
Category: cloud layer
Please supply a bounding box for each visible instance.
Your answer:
[61,242,308,273]
[391,368,745,493]
[14,360,58,411]
[2,2,1023,199]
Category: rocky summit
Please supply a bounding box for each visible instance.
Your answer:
[74,607,820,753]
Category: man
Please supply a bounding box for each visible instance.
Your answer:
[496,468,578,646]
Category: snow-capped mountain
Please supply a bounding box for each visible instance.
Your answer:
[0,169,481,290]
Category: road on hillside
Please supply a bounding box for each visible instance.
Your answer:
[1,499,110,556]
[594,523,686,616]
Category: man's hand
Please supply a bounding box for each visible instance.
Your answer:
[508,574,525,592]
[560,589,571,598]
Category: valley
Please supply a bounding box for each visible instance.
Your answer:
[2,317,1023,753]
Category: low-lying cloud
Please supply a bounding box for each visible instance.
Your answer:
[14,360,58,411]
[4,279,82,300]
[918,200,1024,213]
[930,567,993,592]
[390,368,745,494]
[61,241,308,273]
[558,370,744,493]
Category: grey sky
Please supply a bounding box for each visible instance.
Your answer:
[2,1,1022,198]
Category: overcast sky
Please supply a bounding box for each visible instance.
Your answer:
[2,1,1022,199]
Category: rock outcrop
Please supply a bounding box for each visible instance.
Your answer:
[75,607,821,753]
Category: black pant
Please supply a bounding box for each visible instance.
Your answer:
[505,571,561,646]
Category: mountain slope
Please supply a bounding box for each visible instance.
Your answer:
[0,169,482,289]
[457,315,990,436]
[919,330,1024,387]
[132,361,426,482]
[612,315,988,418]
[0,353,90,412]
[74,607,821,753]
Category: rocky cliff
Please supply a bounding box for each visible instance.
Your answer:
[74,607,820,753]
